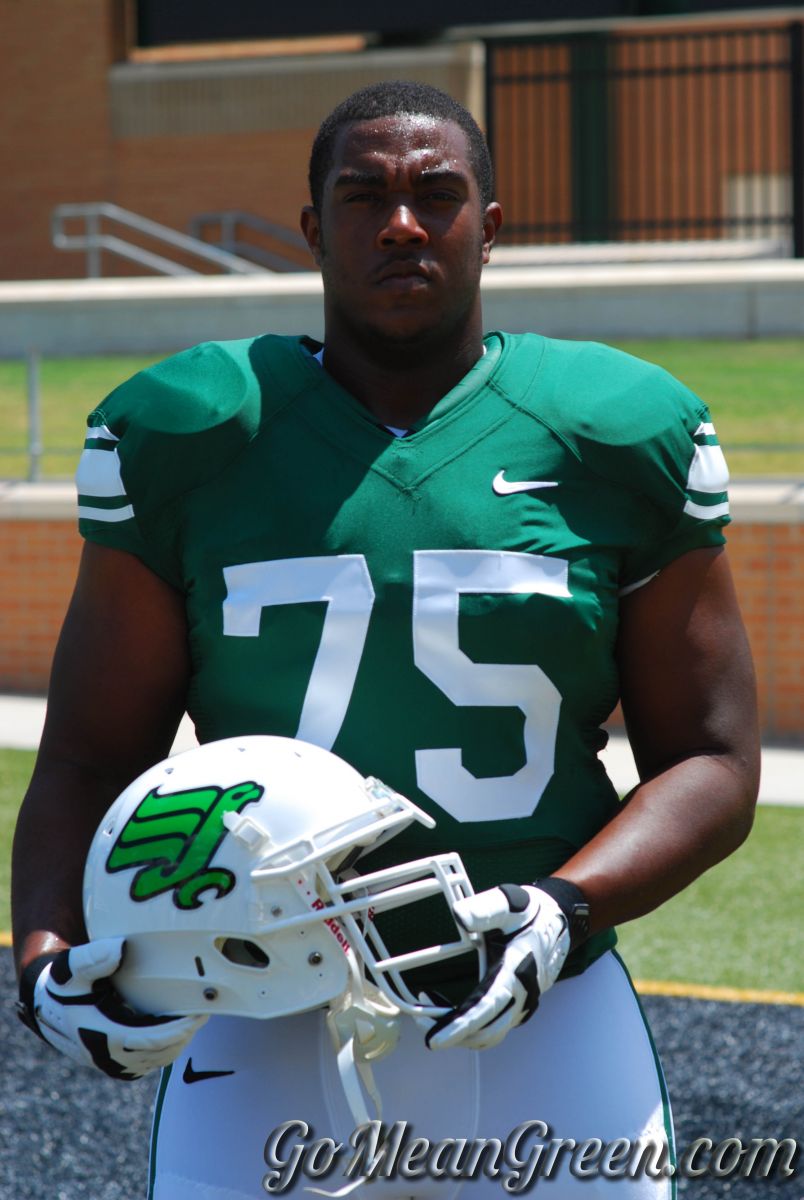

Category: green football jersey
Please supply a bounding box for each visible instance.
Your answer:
[76,332,730,990]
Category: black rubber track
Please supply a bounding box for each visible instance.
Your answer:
[1,951,800,1198]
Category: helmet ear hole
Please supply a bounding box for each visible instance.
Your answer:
[216,937,270,969]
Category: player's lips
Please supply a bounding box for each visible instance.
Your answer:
[374,259,433,285]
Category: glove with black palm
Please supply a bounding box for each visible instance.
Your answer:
[17,936,207,1080]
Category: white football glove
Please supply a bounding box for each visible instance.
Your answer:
[425,883,570,1051]
[17,936,207,1080]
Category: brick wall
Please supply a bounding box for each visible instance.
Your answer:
[727,521,803,740]
[0,0,117,280]
[0,509,801,741]
[111,129,315,272]
[0,518,82,694]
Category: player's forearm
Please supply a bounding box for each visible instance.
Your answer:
[11,758,128,977]
[552,749,758,935]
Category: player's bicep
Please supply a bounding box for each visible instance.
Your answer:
[616,546,759,794]
[38,542,191,787]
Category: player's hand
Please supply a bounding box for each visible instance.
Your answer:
[17,936,207,1080]
[425,883,570,1051]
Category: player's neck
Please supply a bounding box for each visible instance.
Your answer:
[321,321,486,428]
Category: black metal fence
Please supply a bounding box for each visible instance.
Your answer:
[486,20,804,254]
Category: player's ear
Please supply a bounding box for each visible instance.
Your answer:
[301,206,323,266]
[482,203,503,265]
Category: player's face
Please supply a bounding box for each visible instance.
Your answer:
[302,115,501,348]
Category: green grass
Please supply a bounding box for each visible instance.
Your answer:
[0,355,162,479]
[612,339,804,475]
[1,341,803,478]
[616,804,804,994]
[1,744,802,996]
[0,748,34,939]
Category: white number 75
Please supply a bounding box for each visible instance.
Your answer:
[223,550,569,822]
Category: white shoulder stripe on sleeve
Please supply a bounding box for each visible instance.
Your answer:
[77,503,135,523]
[694,421,717,439]
[686,443,730,494]
[75,446,127,499]
[683,498,730,520]
[88,424,120,443]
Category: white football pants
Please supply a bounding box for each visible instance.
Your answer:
[149,951,674,1200]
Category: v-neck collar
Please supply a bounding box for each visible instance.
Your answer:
[250,331,534,493]
[292,333,503,442]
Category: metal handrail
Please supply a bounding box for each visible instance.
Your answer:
[51,202,266,277]
[190,210,309,272]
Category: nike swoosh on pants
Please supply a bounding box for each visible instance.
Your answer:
[182,1057,235,1084]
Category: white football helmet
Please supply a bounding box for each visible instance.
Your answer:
[84,736,481,1027]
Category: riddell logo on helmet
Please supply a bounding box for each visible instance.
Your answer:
[311,897,351,954]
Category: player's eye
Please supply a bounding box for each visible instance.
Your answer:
[420,190,462,208]
[344,191,381,204]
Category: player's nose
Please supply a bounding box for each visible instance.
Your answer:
[378,203,428,245]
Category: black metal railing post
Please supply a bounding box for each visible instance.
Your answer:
[791,22,804,258]
[485,40,497,202]
[570,34,612,242]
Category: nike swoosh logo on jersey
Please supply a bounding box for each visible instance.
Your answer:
[182,1058,235,1085]
[492,471,559,495]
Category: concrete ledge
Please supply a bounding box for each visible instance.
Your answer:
[728,480,804,523]
[0,275,326,354]
[481,261,804,340]
[2,261,804,355]
[1,479,801,522]
[0,481,76,519]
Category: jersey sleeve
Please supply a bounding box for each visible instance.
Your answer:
[76,415,156,564]
[536,341,731,591]
[75,339,262,588]
[616,382,730,590]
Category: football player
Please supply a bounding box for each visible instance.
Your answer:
[12,81,759,1197]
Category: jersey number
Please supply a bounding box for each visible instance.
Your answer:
[223,551,569,822]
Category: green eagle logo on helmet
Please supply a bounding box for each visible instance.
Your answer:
[105,780,263,910]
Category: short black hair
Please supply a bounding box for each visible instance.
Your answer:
[308,80,494,211]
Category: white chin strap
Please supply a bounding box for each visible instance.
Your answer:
[307,957,401,1197]
[327,956,400,1126]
